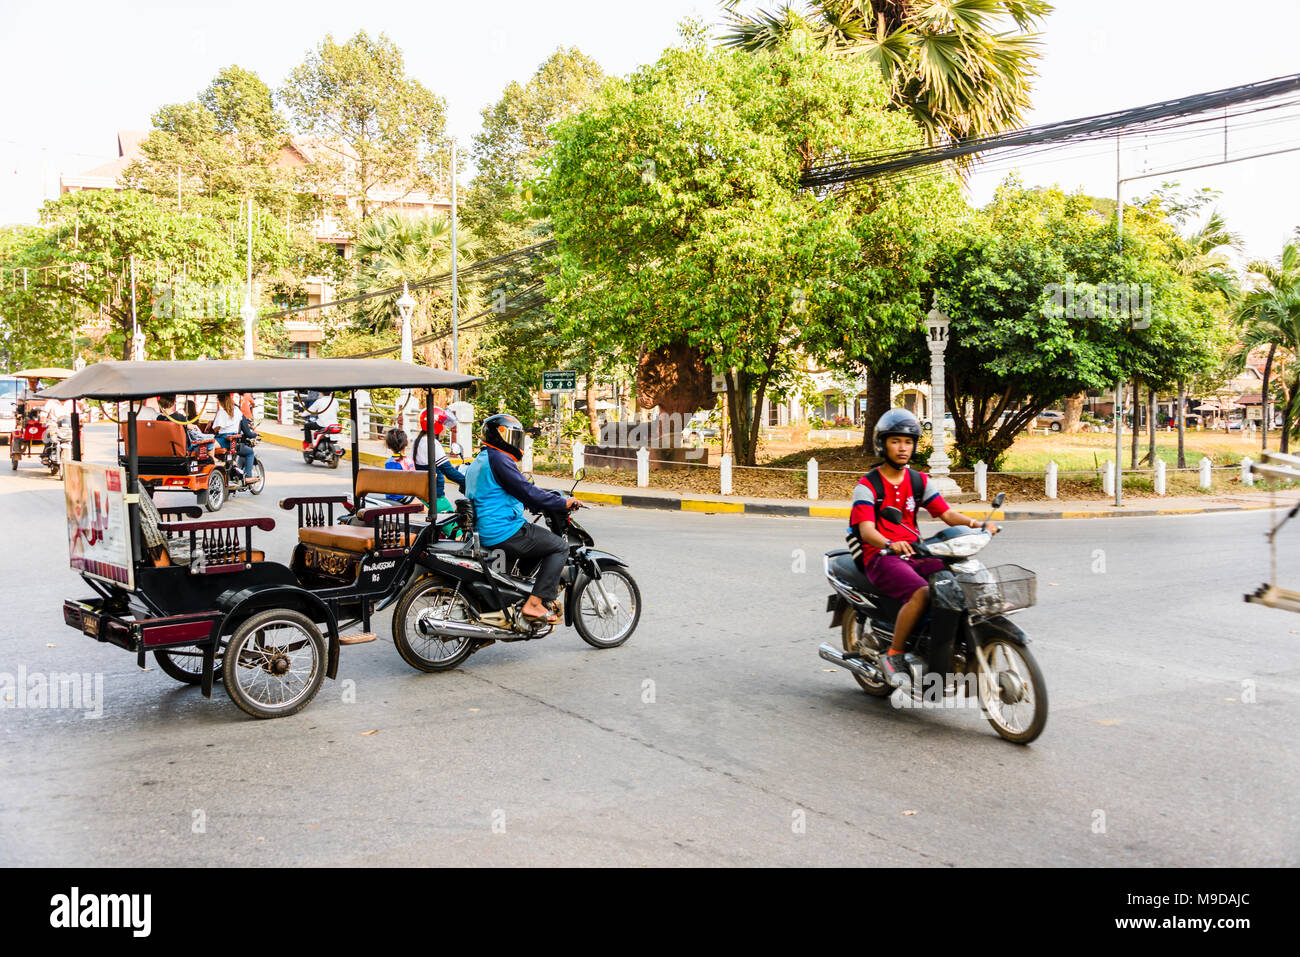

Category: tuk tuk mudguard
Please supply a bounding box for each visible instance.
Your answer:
[216,584,342,681]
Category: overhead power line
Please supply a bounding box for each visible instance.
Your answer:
[801,72,1300,189]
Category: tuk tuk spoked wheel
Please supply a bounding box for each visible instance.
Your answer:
[222,609,326,719]
[202,468,227,512]
[155,644,223,684]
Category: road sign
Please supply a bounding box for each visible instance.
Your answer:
[543,370,576,392]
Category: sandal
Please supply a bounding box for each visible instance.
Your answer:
[521,606,560,624]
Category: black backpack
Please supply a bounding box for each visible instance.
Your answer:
[846,467,924,564]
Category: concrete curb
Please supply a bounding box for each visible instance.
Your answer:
[564,490,1285,521]
[255,430,1286,522]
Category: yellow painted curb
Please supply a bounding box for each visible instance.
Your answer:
[682,499,744,513]
[809,505,851,518]
[1157,507,1204,515]
[577,492,623,505]
[1061,511,1110,519]
[961,509,1006,520]
[259,429,387,466]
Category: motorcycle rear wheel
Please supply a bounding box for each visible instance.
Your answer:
[841,614,892,697]
[976,638,1048,744]
[392,577,479,672]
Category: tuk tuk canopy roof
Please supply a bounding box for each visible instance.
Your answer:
[37,359,480,401]
[11,367,76,380]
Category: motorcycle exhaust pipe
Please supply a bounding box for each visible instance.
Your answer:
[818,643,885,684]
[416,616,515,642]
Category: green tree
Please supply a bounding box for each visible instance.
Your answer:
[543,37,957,464]
[1230,243,1300,454]
[928,181,1221,469]
[281,31,450,221]
[124,66,291,208]
[0,190,253,363]
[720,0,1053,443]
[464,47,604,257]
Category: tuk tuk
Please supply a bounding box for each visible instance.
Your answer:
[42,358,478,719]
[9,367,78,475]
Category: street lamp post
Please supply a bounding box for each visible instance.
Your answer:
[397,281,418,435]
[925,298,962,500]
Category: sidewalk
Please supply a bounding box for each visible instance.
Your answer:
[258,421,1299,521]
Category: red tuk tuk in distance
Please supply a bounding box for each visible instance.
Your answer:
[40,359,479,719]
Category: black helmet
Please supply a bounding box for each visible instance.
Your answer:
[481,413,526,460]
[873,408,923,461]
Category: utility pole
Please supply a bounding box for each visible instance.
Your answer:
[450,141,460,400]
[1114,134,1124,508]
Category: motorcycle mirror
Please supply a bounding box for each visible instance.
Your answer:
[878,505,904,525]
[450,442,464,458]
[991,492,1006,509]
[571,468,585,491]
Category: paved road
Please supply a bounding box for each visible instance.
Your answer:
[1,425,1297,866]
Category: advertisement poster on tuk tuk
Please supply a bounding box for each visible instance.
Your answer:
[64,461,134,590]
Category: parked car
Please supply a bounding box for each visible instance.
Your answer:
[683,411,719,443]
[0,375,23,445]
[921,412,955,432]
[1035,410,1065,432]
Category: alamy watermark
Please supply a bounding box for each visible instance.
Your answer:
[0,667,103,718]
[1042,278,1153,329]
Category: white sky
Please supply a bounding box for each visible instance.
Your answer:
[2,0,1299,262]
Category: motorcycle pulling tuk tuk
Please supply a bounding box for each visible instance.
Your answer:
[45,358,482,719]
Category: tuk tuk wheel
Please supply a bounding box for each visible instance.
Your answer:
[222,609,326,719]
[155,645,223,684]
[202,468,227,512]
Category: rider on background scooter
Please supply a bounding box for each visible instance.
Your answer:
[464,413,582,624]
[850,409,998,686]
[300,390,338,446]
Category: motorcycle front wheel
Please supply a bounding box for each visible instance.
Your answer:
[573,568,640,648]
[841,614,892,697]
[976,638,1048,744]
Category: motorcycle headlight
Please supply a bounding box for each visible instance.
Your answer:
[926,533,990,558]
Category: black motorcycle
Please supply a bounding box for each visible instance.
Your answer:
[40,417,71,479]
[389,472,641,672]
[819,492,1048,744]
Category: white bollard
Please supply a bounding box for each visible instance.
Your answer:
[1199,457,1212,489]
[1242,456,1255,486]
[807,457,819,500]
[1045,460,1058,500]
[521,434,533,474]
[636,446,650,488]
[572,439,584,477]
[278,391,294,426]
[1102,460,1114,496]
[1154,458,1166,495]
[720,453,732,495]
[974,461,987,501]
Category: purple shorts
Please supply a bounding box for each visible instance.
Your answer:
[864,554,946,602]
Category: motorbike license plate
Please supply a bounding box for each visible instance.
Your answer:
[82,614,100,638]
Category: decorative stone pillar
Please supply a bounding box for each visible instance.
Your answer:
[925,298,962,498]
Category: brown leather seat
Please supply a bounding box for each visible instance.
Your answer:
[298,525,417,552]
[121,420,188,458]
[355,467,431,501]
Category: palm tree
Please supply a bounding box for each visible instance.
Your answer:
[1231,243,1300,455]
[352,212,482,372]
[1171,209,1240,465]
[719,0,1052,149]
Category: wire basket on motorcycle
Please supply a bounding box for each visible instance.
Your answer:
[954,563,1037,617]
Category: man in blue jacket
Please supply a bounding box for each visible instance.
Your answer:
[465,413,581,623]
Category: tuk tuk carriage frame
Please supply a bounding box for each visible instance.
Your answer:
[42,358,479,719]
